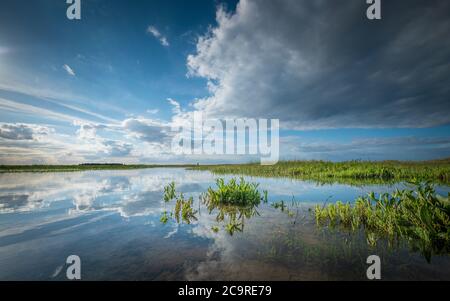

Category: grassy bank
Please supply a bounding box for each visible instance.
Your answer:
[192,159,450,185]
[0,164,196,173]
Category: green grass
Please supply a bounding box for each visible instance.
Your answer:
[313,182,450,262]
[204,177,268,206]
[192,159,450,185]
[0,164,196,173]
[161,182,198,225]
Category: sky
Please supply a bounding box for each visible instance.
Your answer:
[0,0,449,164]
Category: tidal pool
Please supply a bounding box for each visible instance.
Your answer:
[0,168,449,280]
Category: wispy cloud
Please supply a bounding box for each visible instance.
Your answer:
[62,64,76,76]
[0,97,94,124]
[147,25,169,47]
[146,109,159,114]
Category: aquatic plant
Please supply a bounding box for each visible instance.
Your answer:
[205,177,266,206]
[202,182,261,235]
[174,194,198,224]
[163,181,176,202]
[272,200,287,212]
[162,183,198,225]
[160,211,169,224]
[225,220,243,235]
[314,182,450,262]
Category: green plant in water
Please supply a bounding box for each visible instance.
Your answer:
[314,182,450,262]
[202,179,261,235]
[225,220,243,235]
[162,183,198,225]
[206,177,266,206]
[160,211,169,224]
[263,190,269,203]
[211,226,219,233]
[272,200,286,212]
[164,181,176,202]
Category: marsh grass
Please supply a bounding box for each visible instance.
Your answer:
[163,181,176,202]
[205,177,267,206]
[202,193,260,235]
[161,183,198,225]
[199,177,269,234]
[192,160,450,185]
[174,194,198,224]
[314,182,450,261]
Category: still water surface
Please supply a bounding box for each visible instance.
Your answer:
[0,168,449,280]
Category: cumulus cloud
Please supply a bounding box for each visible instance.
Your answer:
[187,0,450,129]
[122,118,170,143]
[63,64,76,76]
[147,25,170,47]
[102,140,133,157]
[74,121,107,140]
[0,123,51,140]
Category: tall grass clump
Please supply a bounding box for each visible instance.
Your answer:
[314,182,450,261]
[206,177,267,206]
[161,182,198,225]
[201,177,266,235]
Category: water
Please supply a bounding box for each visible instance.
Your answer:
[0,168,449,280]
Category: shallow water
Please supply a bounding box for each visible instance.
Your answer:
[0,168,449,280]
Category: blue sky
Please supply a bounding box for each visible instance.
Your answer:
[0,0,449,164]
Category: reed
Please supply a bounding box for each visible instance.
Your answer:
[313,182,450,261]
[192,160,450,185]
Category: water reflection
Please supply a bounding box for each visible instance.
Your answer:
[0,168,449,280]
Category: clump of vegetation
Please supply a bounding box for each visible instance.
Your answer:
[205,178,267,206]
[174,194,198,224]
[272,200,287,212]
[160,211,170,224]
[161,183,198,225]
[314,182,450,262]
[200,178,265,235]
[192,159,450,185]
[163,181,176,202]
[203,199,260,235]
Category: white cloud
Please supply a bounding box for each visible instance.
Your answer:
[146,109,159,114]
[122,118,170,144]
[63,64,76,76]
[147,25,170,47]
[0,123,51,140]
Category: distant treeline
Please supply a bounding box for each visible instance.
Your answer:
[0,164,196,173]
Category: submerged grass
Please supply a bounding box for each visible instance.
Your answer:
[313,182,450,261]
[192,159,450,185]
